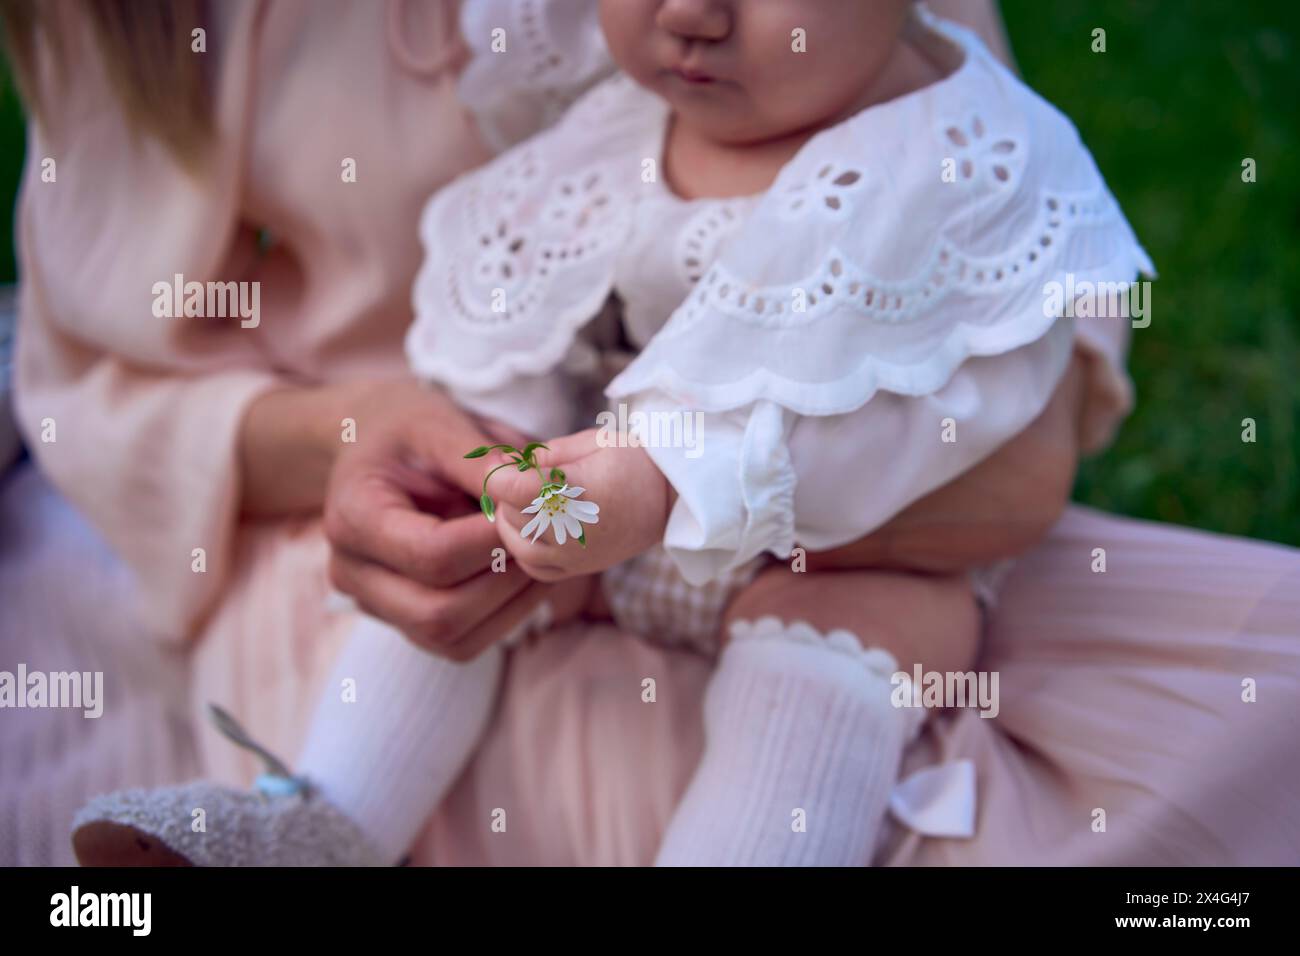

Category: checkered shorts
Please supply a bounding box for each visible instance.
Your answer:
[600,545,767,657]
[600,547,1015,656]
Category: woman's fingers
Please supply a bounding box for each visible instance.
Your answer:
[382,510,502,586]
[326,467,500,586]
[443,573,597,661]
[492,502,574,580]
[435,580,558,662]
[328,550,534,652]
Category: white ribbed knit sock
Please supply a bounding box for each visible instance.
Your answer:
[296,614,503,863]
[655,617,923,866]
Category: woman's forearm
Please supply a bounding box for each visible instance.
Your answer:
[239,377,511,521]
[236,382,364,518]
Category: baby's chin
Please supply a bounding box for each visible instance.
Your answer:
[629,72,804,146]
[670,102,807,148]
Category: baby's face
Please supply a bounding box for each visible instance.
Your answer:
[600,0,914,145]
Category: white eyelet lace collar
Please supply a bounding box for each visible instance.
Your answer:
[408,71,669,391]
[607,11,1154,414]
[411,9,1154,415]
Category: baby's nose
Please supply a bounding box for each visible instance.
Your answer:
[657,0,732,44]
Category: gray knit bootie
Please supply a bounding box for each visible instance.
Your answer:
[71,705,388,867]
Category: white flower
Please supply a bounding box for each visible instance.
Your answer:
[519,484,600,545]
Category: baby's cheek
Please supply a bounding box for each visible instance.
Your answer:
[743,3,906,125]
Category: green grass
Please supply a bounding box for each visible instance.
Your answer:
[0,1,1296,545]
[1001,0,1299,545]
[0,57,21,286]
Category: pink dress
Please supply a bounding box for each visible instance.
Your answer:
[3,0,1298,865]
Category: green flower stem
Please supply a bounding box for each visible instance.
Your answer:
[465,441,553,524]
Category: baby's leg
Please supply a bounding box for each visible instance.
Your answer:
[722,565,980,673]
[296,614,504,862]
[656,567,978,866]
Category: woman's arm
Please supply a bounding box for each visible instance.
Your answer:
[927,0,1014,67]
[236,377,517,518]
[236,383,361,518]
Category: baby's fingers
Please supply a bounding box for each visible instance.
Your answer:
[495,503,577,582]
[478,429,601,510]
[482,461,546,513]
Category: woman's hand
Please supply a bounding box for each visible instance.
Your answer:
[316,380,596,659]
[479,431,672,583]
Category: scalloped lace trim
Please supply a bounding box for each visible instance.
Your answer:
[727,616,900,676]
[607,239,1152,416]
[725,616,927,742]
[671,192,1137,332]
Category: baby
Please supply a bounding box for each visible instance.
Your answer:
[74,0,1150,866]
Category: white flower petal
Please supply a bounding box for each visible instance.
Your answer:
[520,513,544,540]
[552,517,568,545]
[566,500,599,519]
[559,486,585,497]
[561,513,584,540]
[521,502,543,515]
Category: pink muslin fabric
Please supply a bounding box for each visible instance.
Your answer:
[15,0,489,641]
[6,0,1297,867]
[6,466,1298,865]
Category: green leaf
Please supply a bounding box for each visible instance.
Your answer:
[467,443,521,460]
[480,494,496,522]
[517,460,531,471]
[522,442,550,458]
[576,527,587,548]
[549,467,565,482]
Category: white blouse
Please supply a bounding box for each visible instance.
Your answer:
[410,10,1154,584]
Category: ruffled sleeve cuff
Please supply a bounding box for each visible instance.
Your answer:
[633,397,796,586]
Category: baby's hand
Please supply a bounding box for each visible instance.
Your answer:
[471,430,671,582]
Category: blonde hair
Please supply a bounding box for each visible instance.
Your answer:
[1,0,212,170]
